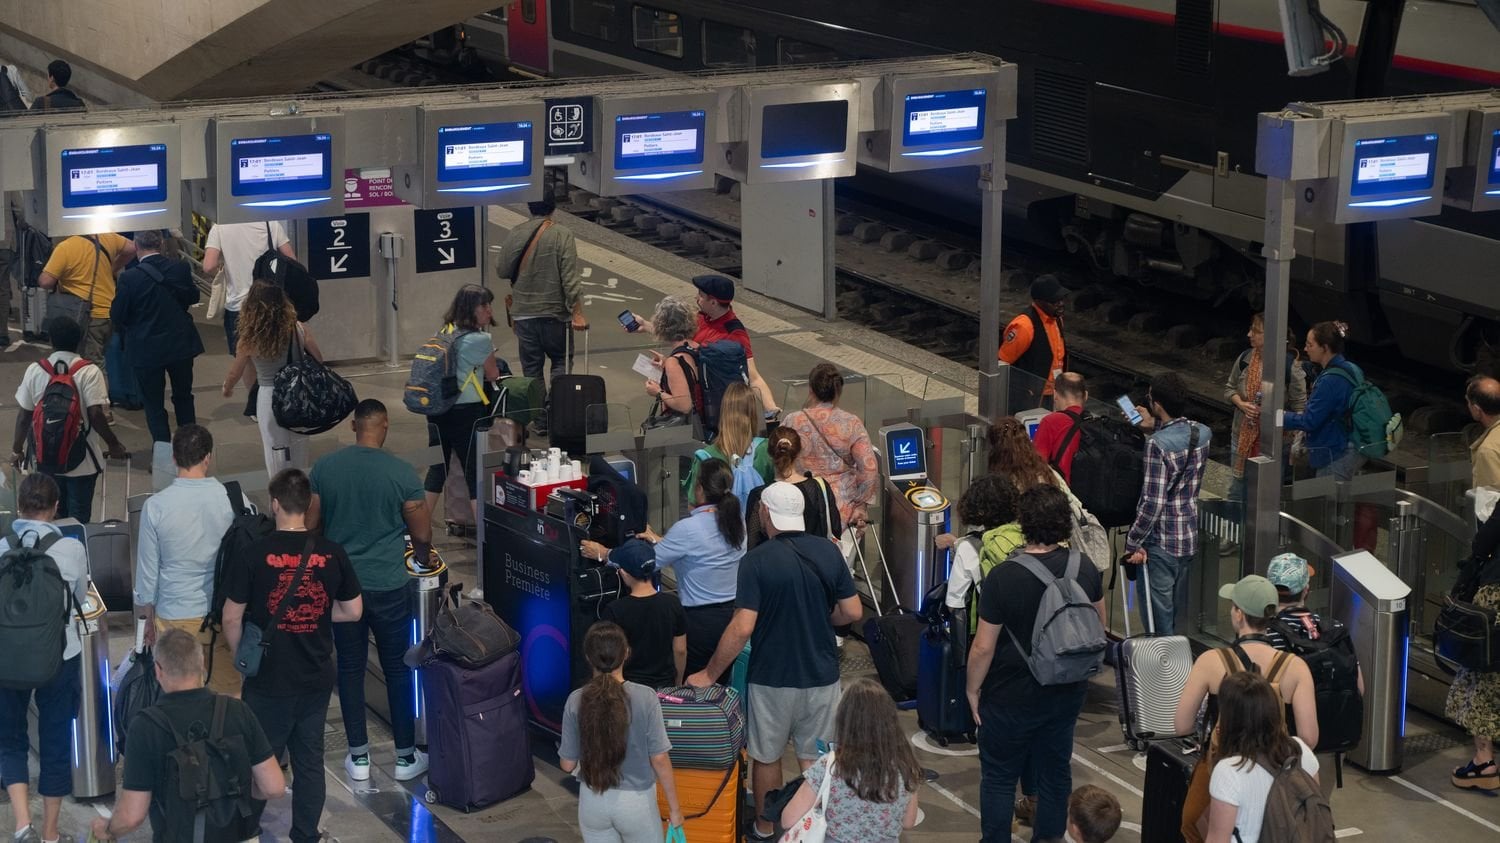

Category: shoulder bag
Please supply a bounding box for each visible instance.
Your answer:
[49,236,104,330]
[779,752,835,843]
[234,533,317,678]
[271,327,358,435]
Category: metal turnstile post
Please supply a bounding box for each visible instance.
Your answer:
[31,582,114,797]
[1331,550,1412,774]
[877,481,951,613]
[410,567,445,747]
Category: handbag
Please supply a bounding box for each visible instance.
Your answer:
[205,269,226,320]
[1070,506,1112,574]
[271,328,357,435]
[779,752,835,843]
[49,236,104,329]
[1433,594,1500,674]
[428,584,521,668]
[234,533,316,678]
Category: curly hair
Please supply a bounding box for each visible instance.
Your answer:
[651,295,698,344]
[987,417,1056,491]
[959,473,1019,531]
[833,678,922,803]
[1017,484,1072,546]
[577,623,631,793]
[236,281,296,358]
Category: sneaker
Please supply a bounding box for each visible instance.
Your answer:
[1013,794,1037,827]
[14,826,39,843]
[746,822,776,841]
[0,334,10,349]
[344,753,371,782]
[1218,541,1240,557]
[1451,759,1499,791]
[45,833,77,843]
[835,634,846,649]
[394,749,429,782]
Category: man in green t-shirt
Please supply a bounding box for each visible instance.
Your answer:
[309,399,432,784]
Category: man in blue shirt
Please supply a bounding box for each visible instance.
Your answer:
[133,424,238,696]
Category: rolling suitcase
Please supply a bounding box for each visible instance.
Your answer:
[1116,559,1193,749]
[657,754,741,843]
[656,685,745,770]
[1141,739,1198,843]
[85,461,132,611]
[864,611,924,704]
[422,650,533,810]
[20,286,48,340]
[917,621,975,745]
[548,330,607,455]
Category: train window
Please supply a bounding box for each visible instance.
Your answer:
[776,38,840,65]
[702,20,756,68]
[569,0,615,40]
[520,0,536,25]
[632,6,684,58]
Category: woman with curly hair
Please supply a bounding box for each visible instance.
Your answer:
[779,677,921,842]
[940,473,1023,636]
[987,417,1061,492]
[222,281,322,478]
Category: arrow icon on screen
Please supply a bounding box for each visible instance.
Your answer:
[438,247,455,265]
[329,254,348,273]
[897,442,913,456]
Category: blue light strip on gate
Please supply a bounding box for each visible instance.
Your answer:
[616,170,703,181]
[1346,196,1429,208]
[240,197,330,208]
[411,619,422,716]
[61,207,167,221]
[436,183,528,194]
[759,159,845,169]
[1486,189,1500,195]
[900,145,983,158]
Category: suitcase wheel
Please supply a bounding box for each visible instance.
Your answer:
[1128,738,1147,752]
[424,789,437,805]
[936,735,949,747]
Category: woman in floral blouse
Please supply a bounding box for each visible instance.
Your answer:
[784,363,879,531]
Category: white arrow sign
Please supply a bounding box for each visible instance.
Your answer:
[329,254,348,273]
[438,247,455,265]
[896,441,913,456]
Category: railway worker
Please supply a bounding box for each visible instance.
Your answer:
[999,275,1068,411]
[1465,375,1500,490]
[1031,372,1088,484]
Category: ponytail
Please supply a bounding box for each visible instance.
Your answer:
[578,623,630,793]
[697,458,745,548]
[768,425,802,478]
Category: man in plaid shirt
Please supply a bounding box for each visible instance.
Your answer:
[1123,373,1210,633]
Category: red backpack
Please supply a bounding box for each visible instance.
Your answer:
[29,358,93,473]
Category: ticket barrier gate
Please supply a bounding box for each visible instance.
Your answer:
[363,555,446,748]
[874,423,951,613]
[29,581,113,798]
[1331,550,1411,774]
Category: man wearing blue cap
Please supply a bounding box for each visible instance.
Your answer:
[591,538,687,688]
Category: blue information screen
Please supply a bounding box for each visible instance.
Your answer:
[885,427,926,477]
[761,100,848,159]
[60,144,168,209]
[1349,134,1438,198]
[436,121,532,183]
[230,133,333,196]
[903,89,987,146]
[1488,129,1500,188]
[614,110,706,170]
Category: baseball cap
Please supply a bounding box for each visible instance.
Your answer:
[761,481,806,533]
[1030,274,1067,303]
[1265,553,1314,596]
[1218,574,1280,618]
[692,274,736,304]
[607,538,658,579]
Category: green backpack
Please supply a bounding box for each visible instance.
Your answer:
[1322,365,1403,459]
[967,523,1025,634]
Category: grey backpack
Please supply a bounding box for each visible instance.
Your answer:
[1006,549,1107,685]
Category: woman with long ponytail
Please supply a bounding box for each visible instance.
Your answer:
[559,622,683,841]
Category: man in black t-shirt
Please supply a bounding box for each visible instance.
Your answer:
[222,469,363,843]
[965,485,1104,843]
[685,482,861,840]
[91,629,283,843]
[598,539,687,687]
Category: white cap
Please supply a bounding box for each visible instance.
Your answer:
[761,481,806,533]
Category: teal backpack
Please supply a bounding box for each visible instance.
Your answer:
[1323,365,1402,459]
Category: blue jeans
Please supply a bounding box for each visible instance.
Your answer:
[334,582,416,754]
[245,688,331,843]
[40,469,97,524]
[1136,543,1191,635]
[0,656,81,797]
[978,685,1085,841]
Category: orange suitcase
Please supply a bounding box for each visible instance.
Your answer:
[657,755,742,843]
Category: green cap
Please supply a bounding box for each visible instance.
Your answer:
[1218,574,1280,618]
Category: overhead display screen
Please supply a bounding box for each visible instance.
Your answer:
[761,100,849,159]
[230,133,333,196]
[614,110,706,170]
[1488,129,1500,189]
[436,120,532,183]
[60,144,168,208]
[1349,133,1438,198]
[903,89,987,146]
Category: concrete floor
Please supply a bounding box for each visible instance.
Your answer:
[0,206,1497,841]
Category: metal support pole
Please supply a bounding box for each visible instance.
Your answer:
[977,143,1007,420]
[1389,499,1426,630]
[821,178,836,321]
[378,231,404,368]
[1250,175,1297,571]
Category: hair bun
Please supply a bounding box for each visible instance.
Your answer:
[1334,320,1349,338]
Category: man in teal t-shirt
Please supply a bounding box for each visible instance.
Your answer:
[309,398,433,784]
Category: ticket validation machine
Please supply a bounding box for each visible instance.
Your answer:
[876,423,950,613]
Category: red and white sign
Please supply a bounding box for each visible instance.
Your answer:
[342,168,407,208]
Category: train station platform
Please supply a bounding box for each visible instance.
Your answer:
[2,208,1498,841]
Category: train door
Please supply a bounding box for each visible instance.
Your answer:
[507,0,550,74]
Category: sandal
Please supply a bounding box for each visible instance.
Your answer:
[1451,759,1499,791]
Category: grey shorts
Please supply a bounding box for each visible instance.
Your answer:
[747,681,841,764]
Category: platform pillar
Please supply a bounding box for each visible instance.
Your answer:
[977,147,1007,420]
[1249,175,1296,571]
[740,179,835,318]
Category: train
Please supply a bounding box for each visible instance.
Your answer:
[438,1,1500,375]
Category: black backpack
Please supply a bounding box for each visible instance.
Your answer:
[140,695,258,843]
[0,531,82,690]
[251,223,319,322]
[1272,613,1364,757]
[200,483,273,681]
[1049,410,1146,528]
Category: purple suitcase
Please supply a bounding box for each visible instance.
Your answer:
[422,651,533,810]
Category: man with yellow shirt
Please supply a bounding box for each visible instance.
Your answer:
[38,232,135,366]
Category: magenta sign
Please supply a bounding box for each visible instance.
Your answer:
[343,168,407,208]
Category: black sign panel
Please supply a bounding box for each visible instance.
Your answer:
[306,214,370,280]
[545,96,593,156]
[413,206,477,274]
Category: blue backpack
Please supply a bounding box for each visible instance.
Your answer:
[700,438,766,510]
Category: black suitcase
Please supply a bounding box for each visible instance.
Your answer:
[917,626,975,745]
[864,612,923,703]
[422,650,534,811]
[548,330,607,455]
[1141,739,1198,843]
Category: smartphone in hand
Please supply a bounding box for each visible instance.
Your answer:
[1116,394,1144,426]
[618,310,641,332]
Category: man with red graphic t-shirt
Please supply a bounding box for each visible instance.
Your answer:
[223,468,361,843]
